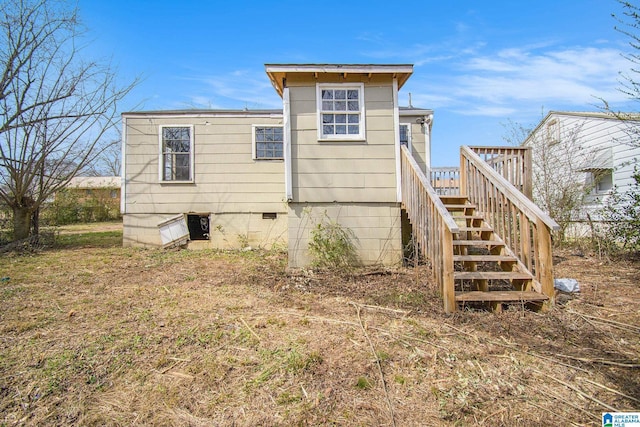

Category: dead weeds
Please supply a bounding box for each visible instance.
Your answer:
[0,238,638,426]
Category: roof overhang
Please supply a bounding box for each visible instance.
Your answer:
[399,108,433,116]
[265,64,414,96]
[122,109,283,119]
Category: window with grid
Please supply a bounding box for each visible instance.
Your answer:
[399,124,410,147]
[317,84,364,140]
[160,126,192,182]
[254,126,283,159]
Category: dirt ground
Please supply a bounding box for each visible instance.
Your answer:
[0,226,638,426]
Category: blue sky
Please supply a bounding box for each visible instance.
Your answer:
[79,0,636,166]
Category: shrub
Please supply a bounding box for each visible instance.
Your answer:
[308,213,360,271]
[597,167,640,253]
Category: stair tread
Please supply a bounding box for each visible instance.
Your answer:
[454,255,517,262]
[455,291,548,302]
[455,226,493,232]
[444,204,477,208]
[454,271,532,280]
[439,195,467,198]
[453,240,504,246]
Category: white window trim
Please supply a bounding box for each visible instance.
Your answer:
[399,123,412,152]
[158,124,195,183]
[316,82,366,141]
[546,119,560,146]
[252,124,284,160]
[592,169,614,194]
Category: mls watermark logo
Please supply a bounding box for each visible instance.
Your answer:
[603,412,640,427]
[604,413,613,427]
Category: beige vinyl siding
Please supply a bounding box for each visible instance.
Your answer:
[288,81,397,203]
[284,72,404,267]
[123,115,285,215]
[400,117,427,173]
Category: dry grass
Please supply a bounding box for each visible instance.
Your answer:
[0,226,638,426]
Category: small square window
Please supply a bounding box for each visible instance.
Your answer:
[253,126,284,160]
[592,170,613,193]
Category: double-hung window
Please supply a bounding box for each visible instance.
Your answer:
[253,125,283,160]
[317,83,365,140]
[160,125,193,182]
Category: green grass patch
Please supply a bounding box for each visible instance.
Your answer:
[54,230,122,249]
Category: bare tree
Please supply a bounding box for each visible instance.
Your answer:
[87,139,121,177]
[613,1,640,110]
[503,118,593,241]
[527,123,591,240]
[0,0,135,240]
[605,1,640,151]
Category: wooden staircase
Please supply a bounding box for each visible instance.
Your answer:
[441,195,548,312]
[400,144,560,313]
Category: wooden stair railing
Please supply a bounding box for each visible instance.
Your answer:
[467,146,533,199]
[442,194,552,312]
[400,145,459,313]
[431,146,532,197]
[401,145,560,312]
[460,146,560,309]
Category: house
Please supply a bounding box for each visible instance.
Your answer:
[54,176,122,223]
[66,176,122,203]
[122,63,560,312]
[523,111,640,222]
[122,64,432,267]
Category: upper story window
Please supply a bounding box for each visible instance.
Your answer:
[159,126,193,182]
[317,83,365,140]
[253,125,283,160]
[545,119,560,146]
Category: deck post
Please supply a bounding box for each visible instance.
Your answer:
[523,147,533,199]
[536,218,555,310]
[442,227,456,313]
[459,151,468,198]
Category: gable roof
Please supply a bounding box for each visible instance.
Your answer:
[524,110,640,145]
[265,63,414,96]
[67,176,121,189]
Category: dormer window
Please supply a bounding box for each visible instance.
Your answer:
[316,83,365,140]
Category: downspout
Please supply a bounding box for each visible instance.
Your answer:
[120,116,127,214]
[392,77,401,203]
[283,83,293,202]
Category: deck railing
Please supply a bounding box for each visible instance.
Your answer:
[401,145,459,313]
[430,167,460,195]
[460,146,560,305]
[468,146,532,198]
[431,146,533,198]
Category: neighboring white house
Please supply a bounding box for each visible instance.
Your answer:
[523,111,640,224]
[121,64,434,267]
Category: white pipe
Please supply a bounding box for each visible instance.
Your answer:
[283,86,293,201]
[120,116,126,214]
[393,78,401,202]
